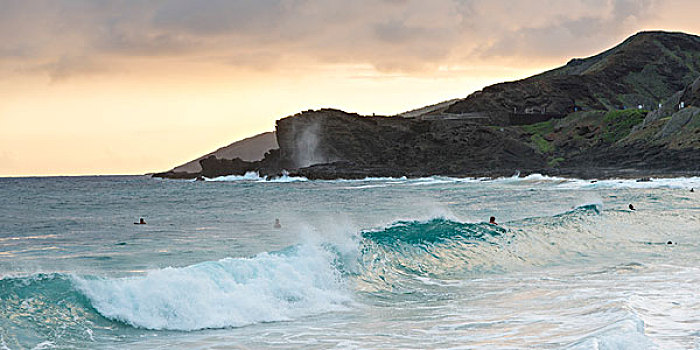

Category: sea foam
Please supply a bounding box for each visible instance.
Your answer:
[72,244,350,331]
[206,171,308,183]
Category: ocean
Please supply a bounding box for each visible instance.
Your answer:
[0,174,698,349]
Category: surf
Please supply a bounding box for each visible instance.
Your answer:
[0,203,678,343]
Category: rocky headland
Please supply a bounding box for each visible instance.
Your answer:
[153,31,700,180]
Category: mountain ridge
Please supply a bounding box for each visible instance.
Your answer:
[446,31,700,119]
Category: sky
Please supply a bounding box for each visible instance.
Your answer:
[1,0,699,176]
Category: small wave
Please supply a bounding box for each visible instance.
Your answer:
[362,218,504,245]
[564,317,656,350]
[570,176,700,190]
[505,175,700,190]
[206,171,308,183]
[339,184,389,190]
[327,176,409,182]
[556,203,603,217]
[492,173,570,184]
[407,178,456,186]
[0,234,59,242]
[354,218,517,294]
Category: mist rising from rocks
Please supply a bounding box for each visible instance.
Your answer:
[294,122,326,168]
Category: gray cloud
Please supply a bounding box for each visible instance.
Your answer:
[476,0,657,59]
[0,0,692,79]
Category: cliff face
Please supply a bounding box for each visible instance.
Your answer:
[275,109,545,178]
[446,31,700,117]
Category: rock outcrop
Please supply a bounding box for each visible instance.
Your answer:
[154,131,278,177]
[274,109,545,178]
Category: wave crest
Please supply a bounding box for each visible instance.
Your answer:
[72,244,350,331]
[362,218,504,245]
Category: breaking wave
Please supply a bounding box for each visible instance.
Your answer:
[206,171,308,183]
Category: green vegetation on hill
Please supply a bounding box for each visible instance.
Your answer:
[530,134,554,154]
[521,120,555,135]
[520,120,556,155]
[518,109,648,168]
[600,110,647,143]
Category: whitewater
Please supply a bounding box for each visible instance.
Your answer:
[0,174,698,349]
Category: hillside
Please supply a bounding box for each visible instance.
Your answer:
[166,132,278,175]
[446,31,700,123]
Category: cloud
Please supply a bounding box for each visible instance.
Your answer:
[475,0,658,59]
[0,0,693,80]
[32,55,109,82]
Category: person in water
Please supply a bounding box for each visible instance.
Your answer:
[134,218,146,225]
[273,218,282,229]
[489,216,498,225]
[629,204,636,211]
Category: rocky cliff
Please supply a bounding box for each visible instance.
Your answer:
[154,31,700,180]
[274,109,545,178]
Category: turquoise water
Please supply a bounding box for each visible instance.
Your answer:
[0,174,698,349]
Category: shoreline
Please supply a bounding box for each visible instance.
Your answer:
[153,167,700,182]
[275,165,700,181]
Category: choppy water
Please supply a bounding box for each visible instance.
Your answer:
[0,174,698,349]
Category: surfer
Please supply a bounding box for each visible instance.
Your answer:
[273,218,282,229]
[489,216,498,225]
[134,218,146,225]
[628,204,635,211]
[691,188,695,192]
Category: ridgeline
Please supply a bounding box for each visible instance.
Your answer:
[154,31,700,180]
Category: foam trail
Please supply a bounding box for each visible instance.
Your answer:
[488,173,700,190]
[206,171,308,183]
[204,172,699,190]
[569,176,700,190]
[206,171,262,182]
[73,244,349,331]
[565,317,656,350]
